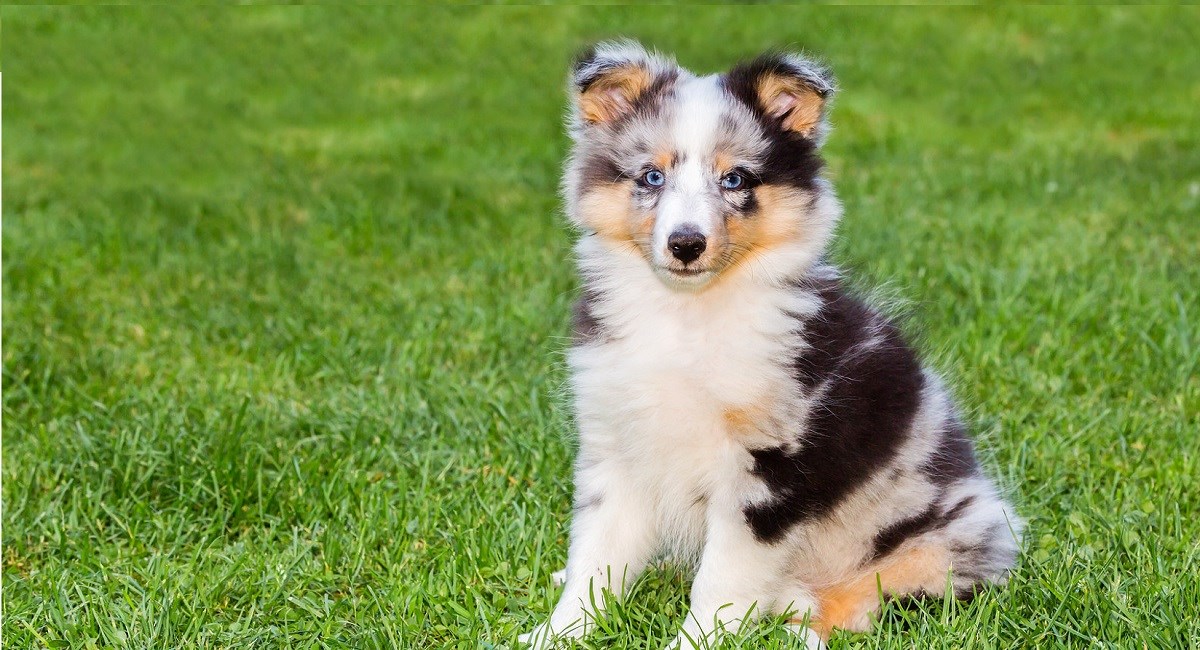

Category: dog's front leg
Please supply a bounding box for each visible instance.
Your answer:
[520,461,657,647]
[668,496,814,649]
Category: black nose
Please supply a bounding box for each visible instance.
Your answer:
[668,230,707,263]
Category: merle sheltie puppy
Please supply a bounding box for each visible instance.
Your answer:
[521,41,1022,649]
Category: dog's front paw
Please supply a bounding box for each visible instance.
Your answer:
[550,568,567,587]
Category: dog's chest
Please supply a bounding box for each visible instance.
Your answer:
[569,290,798,509]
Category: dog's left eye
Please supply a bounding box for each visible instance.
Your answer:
[640,169,666,187]
[720,172,745,190]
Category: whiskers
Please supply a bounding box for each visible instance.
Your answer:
[717,242,758,271]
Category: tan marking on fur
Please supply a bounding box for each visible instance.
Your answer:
[796,546,952,639]
[653,151,675,171]
[757,74,824,135]
[722,185,809,272]
[723,406,753,432]
[577,184,635,243]
[723,404,769,436]
[714,151,736,175]
[724,399,794,448]
[578,66,652,124]
[577,184,656,263]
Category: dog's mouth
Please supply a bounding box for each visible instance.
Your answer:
[655,265,714,285]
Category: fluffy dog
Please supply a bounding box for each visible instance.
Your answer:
[521,41,1021,649]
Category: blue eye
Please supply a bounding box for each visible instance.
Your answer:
[720,172,745,190]
[642,169,666,187]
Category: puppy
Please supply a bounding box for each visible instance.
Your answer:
[521,41,1021,649]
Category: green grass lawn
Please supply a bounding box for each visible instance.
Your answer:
[3,6,1198,649]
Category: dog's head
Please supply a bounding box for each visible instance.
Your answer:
[564,40,840,290]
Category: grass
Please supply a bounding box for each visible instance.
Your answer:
[3,6,1198,649]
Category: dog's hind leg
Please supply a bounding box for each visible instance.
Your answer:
[803,545,953,638]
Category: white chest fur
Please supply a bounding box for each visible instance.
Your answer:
[568,246,820,554]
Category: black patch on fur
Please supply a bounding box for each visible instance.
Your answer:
[723,56,827,192]
[579,152,627,192]
[754,130,824,192]
[790,275,877,389]
[871,505,941,560]
[921,416,980,486]
[571,288,605,345]
[941,495,977,522]
[868,495,979,562]
[743,279,925,542]
[636,71,679,114]
[739,189,759,216]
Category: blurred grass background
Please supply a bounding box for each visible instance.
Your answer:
[3,6,1198,649]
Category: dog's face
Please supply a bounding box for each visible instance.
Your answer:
[564,41,839,290]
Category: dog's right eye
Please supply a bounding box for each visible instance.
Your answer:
[639,169,666,188]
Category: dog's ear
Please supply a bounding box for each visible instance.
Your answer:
[570,40,675,125]
[726,53,836,143]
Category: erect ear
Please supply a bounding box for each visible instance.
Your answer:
[570,40,676,125]
[727,53,836,142]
